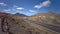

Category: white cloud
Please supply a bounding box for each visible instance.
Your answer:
[0,2,7,6]
[13,5,24,10]
[16,10,20,13]
[11,8,16,11]
[17,7,24,10]
[2,9,11,13]
[3,9,11,11]
[13,5,18,8]
[2,5,25,13]
[34,0,51,9]
[29,10,36,12]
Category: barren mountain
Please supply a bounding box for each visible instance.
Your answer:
[15,13,27,17]
[29,12,60,26]
[0,12,60,34]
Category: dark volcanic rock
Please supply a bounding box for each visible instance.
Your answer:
[15,13,27,17]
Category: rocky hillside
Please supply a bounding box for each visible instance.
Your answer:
[0,12,57,34]
[0,12,60,34]
[29,12,60,26]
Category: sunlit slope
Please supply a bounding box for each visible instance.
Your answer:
[29,12,60,26]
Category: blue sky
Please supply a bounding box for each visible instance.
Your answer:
[0,0,60,16]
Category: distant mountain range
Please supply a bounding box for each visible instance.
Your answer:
[15,13,27,17]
